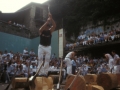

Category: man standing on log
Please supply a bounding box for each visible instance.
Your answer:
[38,13,56,77]
[104,53,114,73]
[64,51,77,77]
[111,50,120,74]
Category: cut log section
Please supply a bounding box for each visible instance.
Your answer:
[49,75,62,84]
[12,77,28,89]
[86,84,92,90]
[34,77,53,90]
[92,85,104,90]
[84,74,97,85]
[86,84,104,90]
[116,74,120,86]
[65,75,86,90]
[97,73,118,90]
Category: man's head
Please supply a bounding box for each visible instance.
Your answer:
[104,53,109,61]
[74,51,78,54]
[111,50,116,56]
[44,18,51,30]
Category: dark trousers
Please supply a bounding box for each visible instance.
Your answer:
[72,66,76,74]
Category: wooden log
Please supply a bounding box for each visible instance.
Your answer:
[65,75,86,90]
[86,84,104,90]
[49,75,61,84]
[97,73,118,90]
[12,77,28,89]
[92,85,104,90]
[34,77,53,90]
[84,74,97,85]
[116,74,120,86]
[86,84,92,90]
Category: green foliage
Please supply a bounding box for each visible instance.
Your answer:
[50,0,120,37]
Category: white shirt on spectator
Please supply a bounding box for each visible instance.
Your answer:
[23,49,28,56]
[7,53,13,59]
[29,51,35,56]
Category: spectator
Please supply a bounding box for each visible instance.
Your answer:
[71,57,77,74]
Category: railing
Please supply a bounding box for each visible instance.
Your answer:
[64,38,120,52]
[0,20,31,38]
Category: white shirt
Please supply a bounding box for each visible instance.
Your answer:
[7,53,13,59]
[78,35,82,39]
[113,54,119,65]
[65,52,73,58]
[105,54,114,69]
[23,49,28,56]
[22,64,27,72]
[29,51,35,55]
[97,67,101,73]
[2,54,7,57]
[31,60,37,65]
[66,44,69,47]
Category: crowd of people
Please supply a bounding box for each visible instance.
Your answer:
[65,29,120,50]
[13,22,26,29]
[0,48,35,83]
[8,20,28,30]
[0,20,28,30]
[0,48,59,83]
[0,48,120,85]
[64,50,120,78]
[0,13,120,88]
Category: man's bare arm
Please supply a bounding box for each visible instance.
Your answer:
[39,19,50,35]
[49,14,56,33]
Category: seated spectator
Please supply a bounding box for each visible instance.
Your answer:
[7,51,13,60]
[23,48,29,59]
[99,33,104,43]
[16,64,25,77]
[81,64,88,76]
[100,64,107,73]
[76,41,79,46]
[23,62,32,77]
[92,35,96,44]
[107,31,112,41]
[65,43,69,50]
[104,32,109,42]
[88,35,93,45]
[83,36,88,46]
[2,50,8,58]
[73,43,77,49]
[69,43,74,50]
[51,53,56,60]
[97,65,101,74]
[94,35,99,44]
[110,30,115,41]
[30,63,37,75]
[116,29,120,40]
[77,34,82,42]
[29,49,35,59]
